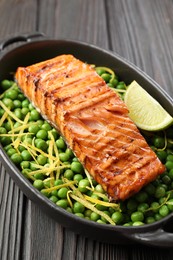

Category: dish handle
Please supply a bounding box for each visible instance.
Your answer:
[131,218,173,247]
[0,32,45,52]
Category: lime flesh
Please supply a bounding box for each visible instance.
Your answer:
[124,81,173,131]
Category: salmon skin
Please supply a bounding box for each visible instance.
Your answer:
[15,54,165,201]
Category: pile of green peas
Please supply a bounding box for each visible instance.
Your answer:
[0,69,173,226]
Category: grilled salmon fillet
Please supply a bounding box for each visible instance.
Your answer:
[15,54,165,201]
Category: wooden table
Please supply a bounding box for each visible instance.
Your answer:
[0,0,173,259]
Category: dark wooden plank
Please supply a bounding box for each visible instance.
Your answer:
[0,0,37,40]
[38,0,109,49]
[106,0,173,95]
[0,1,37,260]
[0,163,24,260]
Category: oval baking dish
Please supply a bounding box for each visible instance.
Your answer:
[0,33,173,247]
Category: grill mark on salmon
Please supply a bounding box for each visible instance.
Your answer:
[15,54,165,201]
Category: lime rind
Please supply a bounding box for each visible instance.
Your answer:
[124,81,173,131]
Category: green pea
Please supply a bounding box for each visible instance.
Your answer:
[56,138,66,150]
[23,137,32,145]
[37,154,47,165]
[33,179,44,190]
[155,186,166,198]
[159,205,169,217]
[28,124,40,135]
[110,78,118,86]
[57,187,68,199]
[84,209,92,218]
[0,135,11,146]
[111,211,123,224]
[150,202,160,212]
[64,169,74,180]
[75,213,84,218]
[54,179,63,186]
[132,221,144,226]
[78,179,90,193]
[48,129,59,140]
[18,93,25,101]
[10,153,22,165]
[154,213,163,221]
[21,107,29,116]
[95,184,104,194]
[20,161,30,169]
[30,109,41,121]
[13,100,22,108]
[21,169,31,179]
[101,73,111,83]
[123,223,132,227]
[95,68,105,76]
[7,148,16,157]
[167,199,173,211]
[73,201,85,213]
[167,155,173,161]
[28,103,34,110]
[65,148,74,158]
[59,152,70,162]
[73,174,83,183]
[35,139,48,151]
[36,129,48,140]
[71,161,83,173]
[51,190,58,196]
[116,84,126,90]
[49,195,58,203]
[5,89,18,100]
[1,79,13,91]
[161,175,171,185]
[146,217,155,224]
[2,98,14,109]
[41,123,52,131]
[166,161,173,171]
[0,126,7,135]
[131,211,144,223]
[56,199,68,209]
[22,99,30,108]
[0,108,5,117]
[137,203,149,213]
[14,108,23,119]
[90,212,100,221]
[168,169,173,180]
[153,136,165,149]
[156,150,167,162]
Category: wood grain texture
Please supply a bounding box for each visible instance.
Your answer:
[0,0,173,259]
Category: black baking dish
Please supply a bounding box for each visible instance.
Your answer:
[0,33,173,248]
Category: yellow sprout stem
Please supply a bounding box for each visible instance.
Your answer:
[70,193,115,225]
[0,111,8,127]
[28,164,70,176]
[84,194,120,210]
[13,112,30,149]
[0,100,23,124]
[42,180,77,193]
[0,133,32,137]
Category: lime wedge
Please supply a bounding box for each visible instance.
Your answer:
[124,80,173,131]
